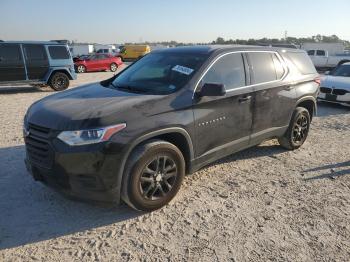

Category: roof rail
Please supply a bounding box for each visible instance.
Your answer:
[50,39,69,44]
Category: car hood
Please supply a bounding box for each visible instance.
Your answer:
[26,82,168,130]
[321,75,350,90]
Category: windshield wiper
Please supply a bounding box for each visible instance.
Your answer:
[111,83,150,94]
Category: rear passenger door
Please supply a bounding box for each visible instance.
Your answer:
[23,44,49,80]
[247,52,296,144]
[193,52,254,162]
[0,43,26,81]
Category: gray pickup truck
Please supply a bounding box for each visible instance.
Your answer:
[307,49,350,70]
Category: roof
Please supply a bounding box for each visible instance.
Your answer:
[0,40,68,45]
[152,45,303,55]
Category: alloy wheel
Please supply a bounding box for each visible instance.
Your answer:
[77,65,85,73]
[139,155,178,200]
[110,63,117,72]
[53,76,67,89]
[292,114,309,145]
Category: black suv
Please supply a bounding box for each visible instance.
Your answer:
[24,46,319,211]
[0,41,76,91]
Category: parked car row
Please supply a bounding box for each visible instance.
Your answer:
[72,45,151,74]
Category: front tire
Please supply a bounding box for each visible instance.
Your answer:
[77,65,86,73]
[278,107,311,150]
[110,63,118,72]
[49,72,70,91]
[122,140,185,212]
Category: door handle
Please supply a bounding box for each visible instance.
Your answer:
[238,95,252,103]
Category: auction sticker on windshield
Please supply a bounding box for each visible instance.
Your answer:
[172,65,194,75]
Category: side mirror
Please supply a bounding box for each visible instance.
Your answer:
[198,83,226,97]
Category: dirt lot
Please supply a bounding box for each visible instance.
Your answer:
[0,71,349,261]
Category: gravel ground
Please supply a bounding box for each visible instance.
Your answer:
[0,71,349,261]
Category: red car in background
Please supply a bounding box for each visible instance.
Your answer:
[74,54,123,73]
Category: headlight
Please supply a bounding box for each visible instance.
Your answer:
[57,123,126,146]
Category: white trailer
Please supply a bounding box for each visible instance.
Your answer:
[69,44,94,56]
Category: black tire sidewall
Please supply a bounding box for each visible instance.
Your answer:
[49,72,69,91]
[123,142,185,211]
[288,107,310,149]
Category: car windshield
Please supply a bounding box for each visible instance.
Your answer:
[331,65,350,77]
[111,52,208,94]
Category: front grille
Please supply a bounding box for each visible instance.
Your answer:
[332,89,349,96]
[25,123,54,169]
[320,87,332,94]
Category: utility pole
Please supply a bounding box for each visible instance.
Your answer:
[284,30,288,43]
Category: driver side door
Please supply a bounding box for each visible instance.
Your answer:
[192,52,254,165]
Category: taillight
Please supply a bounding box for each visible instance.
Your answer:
[314,77,321,86]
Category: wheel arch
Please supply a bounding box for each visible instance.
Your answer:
[116,127,194,201]
[46,68,74,81]
[338,60,350,66]
[295,96,317,120]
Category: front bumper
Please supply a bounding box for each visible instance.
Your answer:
[25,139,125,203]
[318,92,350,106]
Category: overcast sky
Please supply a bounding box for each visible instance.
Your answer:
[1,0,349,44]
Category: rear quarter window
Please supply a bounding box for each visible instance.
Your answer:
[249,52,277,84]
[285,52,317,75]
[48,46,70,59]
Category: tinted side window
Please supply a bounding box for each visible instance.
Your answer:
[316,50,326,56]
[25,45,47,61]
[272,54,285,79]
[0,44,22,61]
[95,54,106,60]
[307,50,315,56]
[202,53,246,90]
[249,52,276,84]
[48,46,70,59]
[286,52,317,75]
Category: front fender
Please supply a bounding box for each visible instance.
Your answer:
[114,127,194,202]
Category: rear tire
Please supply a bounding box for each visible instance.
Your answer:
[121,140,185,212]
[49,72,70,91]
[278,107,310,150]
[110,63,118,72]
